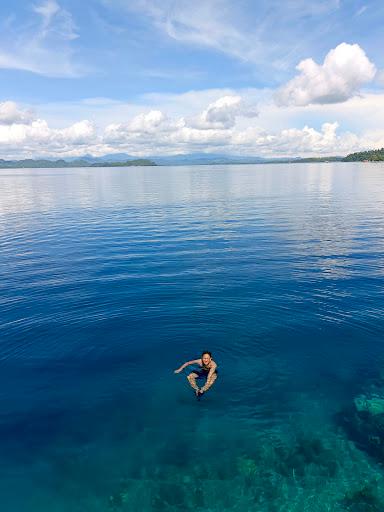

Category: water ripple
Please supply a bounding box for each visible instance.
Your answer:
[0,163,383,421]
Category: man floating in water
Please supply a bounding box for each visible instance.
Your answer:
[174,351,218,397]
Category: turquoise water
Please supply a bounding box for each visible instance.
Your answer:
[1,163,384,511]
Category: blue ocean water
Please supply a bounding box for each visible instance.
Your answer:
[1,163,384,511]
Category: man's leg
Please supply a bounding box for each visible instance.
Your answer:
[187,372,199,392]
[201,373,217,393]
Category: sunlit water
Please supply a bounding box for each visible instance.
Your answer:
[1,163,384,511]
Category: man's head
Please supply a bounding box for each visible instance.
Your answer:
[201,351,212,365]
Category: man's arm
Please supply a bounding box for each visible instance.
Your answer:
[174,359,200,374]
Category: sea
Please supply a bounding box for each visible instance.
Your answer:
[0,163,384,511]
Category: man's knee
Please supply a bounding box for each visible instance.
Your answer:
[187,373,196,381]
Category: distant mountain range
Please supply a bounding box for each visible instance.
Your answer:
[52,152,267,165]
[0,152,346,169]
[65,152,344,165]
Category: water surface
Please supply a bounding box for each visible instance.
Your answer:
[1,163,384,511]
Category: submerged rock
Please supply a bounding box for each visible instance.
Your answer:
[354,395,384,416]
[342,481,383,512]
[338,384,384,465]
[272,437,338,479]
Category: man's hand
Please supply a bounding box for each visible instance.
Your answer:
[174,368,182,374]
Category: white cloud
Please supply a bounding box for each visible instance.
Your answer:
[232,122,361,156]
[58,120,96,143]
[2,94,384,160]
[375,70,384,86]
[0,101,35,125]
[0,1,81,77]
[33,0,60,30]
[103,110,179,146]
[187,95,258,130]
[117,0,260,63]
[275,43,376,106]
[33,0,78,40]
[106,0,342,73]
[0,120,49,146]
[129,110,168,132]
[0,118,97,156]
[170,126,230,146]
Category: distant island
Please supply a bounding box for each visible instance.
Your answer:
[0,154,344,168]
[0,158,156,169]
[343,148,384,162]
[0,149,383,168]
[265,156,343,164]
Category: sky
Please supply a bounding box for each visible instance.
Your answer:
[0,0,384,159]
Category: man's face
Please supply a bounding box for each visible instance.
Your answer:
[202,354,211,365]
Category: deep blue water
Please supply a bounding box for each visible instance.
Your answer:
[1,163,384,511]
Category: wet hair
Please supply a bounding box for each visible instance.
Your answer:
[201,351,212,358]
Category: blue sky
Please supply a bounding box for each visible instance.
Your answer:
[0,0,383,158]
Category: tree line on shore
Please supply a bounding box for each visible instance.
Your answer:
[0,158,156,169]
[343,148,384,161]
[1,148,384,168]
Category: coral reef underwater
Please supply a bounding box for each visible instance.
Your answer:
[105,430,384,512]
[5,375,384,511]
[338,370,384,468]
[97,372,384,512]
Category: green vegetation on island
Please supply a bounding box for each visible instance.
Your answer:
[0,158,156,169]
[3,150,384,168]
[343,148,384,162]
[264,156,343,164]
[89,159,156,167]
[0,155,344,168]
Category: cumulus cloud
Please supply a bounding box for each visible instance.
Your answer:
[0,118,97,157]
[275,43,376,106]
[188,95,258,129]
[1,94,383,159]
[129,110,168,132]
[58,120,96,143]
[103,110,180,147]
[0,101,35,125]
[102,97,258,153]
[234,122,361,156]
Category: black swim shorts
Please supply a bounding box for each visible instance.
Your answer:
[192,368,218,379]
